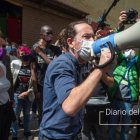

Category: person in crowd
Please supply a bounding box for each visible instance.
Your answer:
[0,40,15,140]
[9,47,18,62]
[82,70,111,140]
[31,25,61,124]
[5,38,12,54]
[39,20,112,140]
[11,46,36,140]
[0,35,14,103]
[104,11,140,140]
[55,28,67,53]
[108,47,140,140]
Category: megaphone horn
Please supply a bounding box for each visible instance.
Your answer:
[92,21,140,57]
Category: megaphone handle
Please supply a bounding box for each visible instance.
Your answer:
[93,42,115,68]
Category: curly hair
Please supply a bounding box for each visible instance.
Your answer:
[56,28,66,51]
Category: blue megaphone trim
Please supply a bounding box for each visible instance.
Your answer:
[92,33,116,56]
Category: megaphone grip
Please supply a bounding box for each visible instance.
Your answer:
[91,33,116,56]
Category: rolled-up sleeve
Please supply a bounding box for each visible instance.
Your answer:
[48,59,77,105]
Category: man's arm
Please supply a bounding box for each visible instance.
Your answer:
[37,48,51,64]
[31,62,40,100]
[62,68,102,116]
[62,51,111,116]
[114,11,127,32]
[33,39,51,64]
[101,73,114,87]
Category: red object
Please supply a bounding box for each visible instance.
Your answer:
[90,21,114,38]
[90,21,112,31]
[18,46,31,55]
[7,17,22,44]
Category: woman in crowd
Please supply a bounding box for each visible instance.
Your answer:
[11,45,35,140]
[0,46,15,140]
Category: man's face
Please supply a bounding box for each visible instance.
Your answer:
[43,33,53,44]
[74,23,94,49]
[123,49,137,59]
[68,23,94,59]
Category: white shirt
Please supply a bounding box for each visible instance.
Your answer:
[0,62,10,105]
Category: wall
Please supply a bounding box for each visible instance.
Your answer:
[57,0,140,27]
[22,1,80,46]
[8,0,140,46]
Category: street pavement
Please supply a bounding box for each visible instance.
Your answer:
[8,114,137,140]
[9,114,39,140]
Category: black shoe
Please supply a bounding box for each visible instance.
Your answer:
[24,132,32,137]
[12,137,17,140]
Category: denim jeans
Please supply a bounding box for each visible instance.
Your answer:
[32,99,37,114]
[11,93,32,137]
[108,100,132,140]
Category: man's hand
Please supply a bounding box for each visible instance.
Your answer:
[99,50,111,64]
[99,49,113,73]
[18,92,28,99]
[33,39,44,53]
[119,11,128,23]
[95,29,114,39]
[115,11,127,32]
[34,45,42,55]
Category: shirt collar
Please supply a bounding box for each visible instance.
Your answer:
[65,52,86,69]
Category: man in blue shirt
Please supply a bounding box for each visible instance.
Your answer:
[39,20,111,140]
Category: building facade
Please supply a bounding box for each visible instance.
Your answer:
[1,0,140,46]
[0,0,88,46]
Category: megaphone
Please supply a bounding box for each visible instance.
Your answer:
[92,21,140,57]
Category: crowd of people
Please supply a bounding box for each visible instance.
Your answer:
[0,10,140,140]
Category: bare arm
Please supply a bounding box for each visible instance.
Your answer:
[115,11,127,32]
[101,73,114,87]
[37,49,51,64]
[62,68,102,116]
[34,39,51,64]
[31,62,40,99]
[62,51,111,116]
